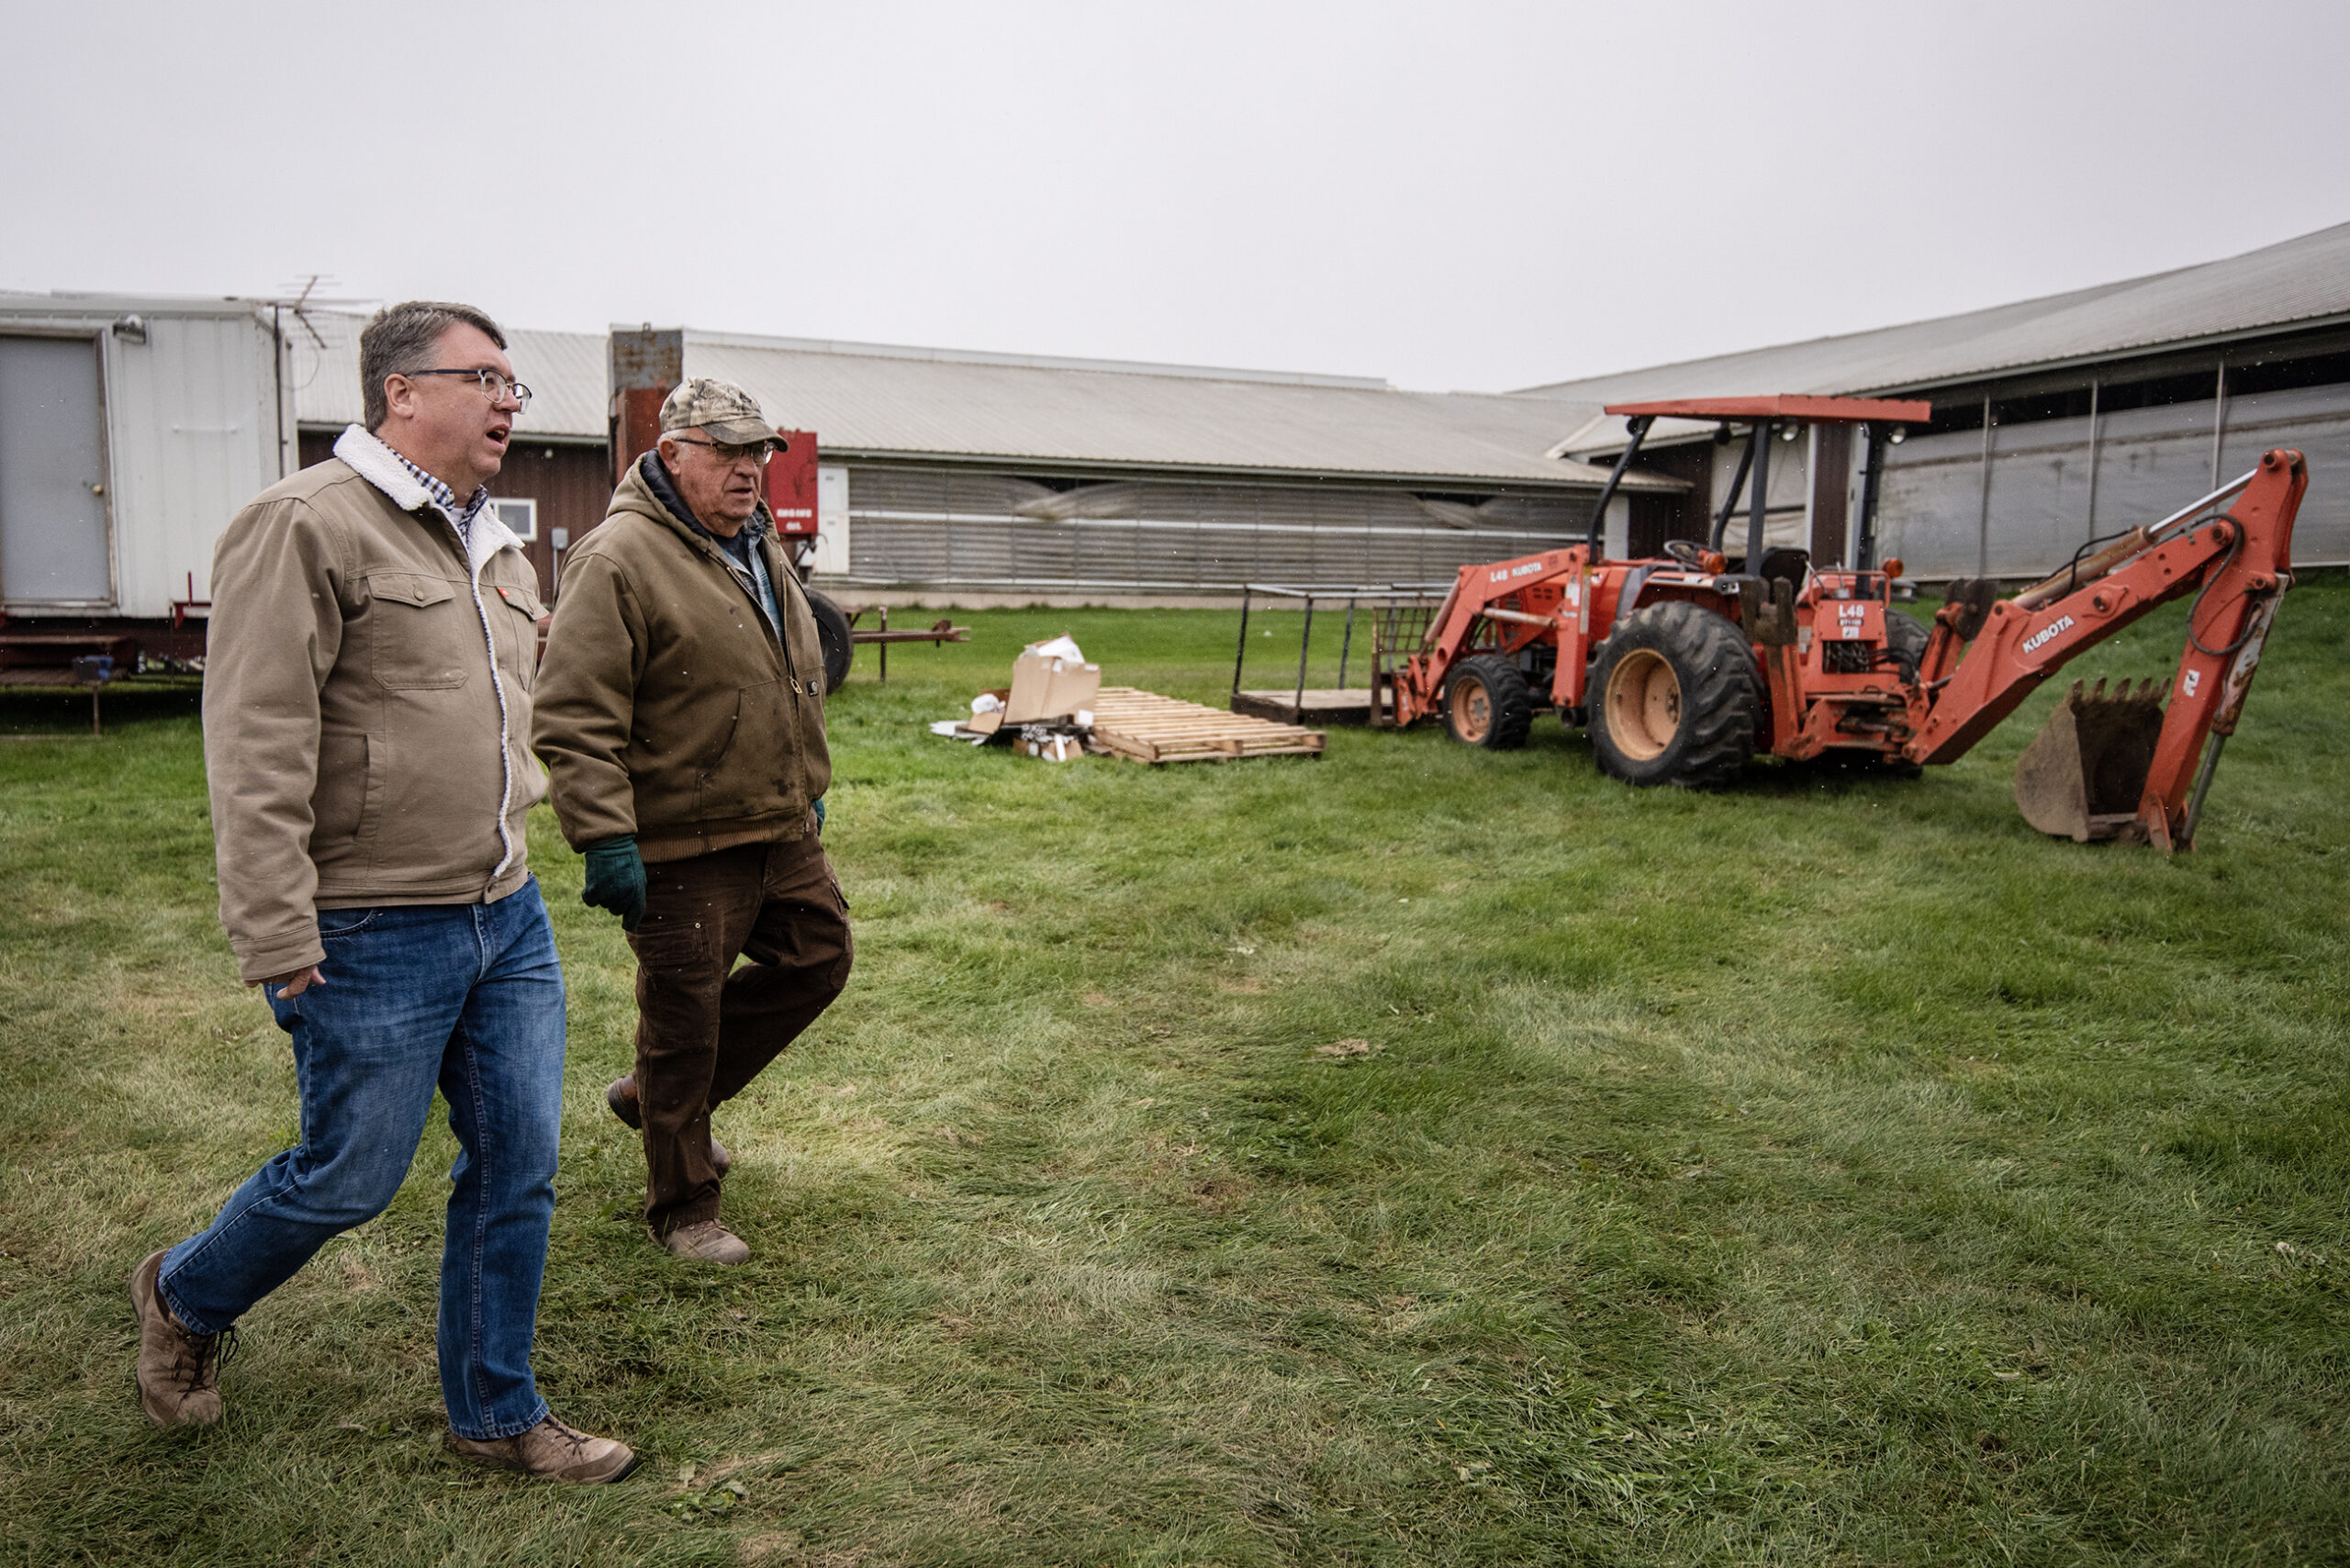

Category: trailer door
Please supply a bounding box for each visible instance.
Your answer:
[0,335,112,607]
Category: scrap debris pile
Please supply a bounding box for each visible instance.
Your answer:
[931,633,1100,760]
[931,635,1326,765]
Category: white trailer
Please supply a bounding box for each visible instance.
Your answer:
[0,293,293,654]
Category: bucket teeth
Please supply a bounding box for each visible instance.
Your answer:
[2014,677,2168,842]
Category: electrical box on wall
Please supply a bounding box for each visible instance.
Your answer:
[763,429,818,535]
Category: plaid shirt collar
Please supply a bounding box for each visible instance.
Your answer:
[385,445,490,543]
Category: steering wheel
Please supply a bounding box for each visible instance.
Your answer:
[1663,540,1708,567]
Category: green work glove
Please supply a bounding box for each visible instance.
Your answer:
[813,796,826,834]
[582,835,646,933]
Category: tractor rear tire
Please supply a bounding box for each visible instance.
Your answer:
[1884,607,1929,684]
[1443,655,1533,750]
[1588,601,1762,788]
[807,589,854,695]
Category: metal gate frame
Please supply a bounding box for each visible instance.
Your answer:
[1231,582,1449,726]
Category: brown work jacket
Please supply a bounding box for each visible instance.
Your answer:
[202,427,547,984]
[532,455,831,863]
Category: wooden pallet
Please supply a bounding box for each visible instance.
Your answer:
[1089,687,1326,764]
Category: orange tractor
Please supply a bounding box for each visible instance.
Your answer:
[1385,396,2308,850]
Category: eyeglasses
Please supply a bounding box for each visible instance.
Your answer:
[668,435,771,467]
[405,367,533,412]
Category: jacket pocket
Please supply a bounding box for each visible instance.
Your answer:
[309,728,388,881]
[366,571,470,690]
[308,730,373,859]
[695,679,797,823]
[490,579,545,693]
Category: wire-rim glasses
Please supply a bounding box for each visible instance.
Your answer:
[668,434,772,467]
[406,367,532,412]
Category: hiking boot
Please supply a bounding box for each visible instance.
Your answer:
[650,1219,751,1266]
[130,1249,230,1427]
[605,1073,729,1177]
[447,1412,640,1484]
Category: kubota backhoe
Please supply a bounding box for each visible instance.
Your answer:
[1382,396,2306,850]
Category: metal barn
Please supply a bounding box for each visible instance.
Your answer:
[665,330,1671,603]
[1530,221,2350,581]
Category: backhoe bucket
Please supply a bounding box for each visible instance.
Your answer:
[2013,678,2167,842]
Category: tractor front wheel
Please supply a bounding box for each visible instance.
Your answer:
[1443,654,1533,749]
[1588,602,1762,787]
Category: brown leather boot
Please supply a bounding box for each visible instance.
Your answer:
[649,1218,751,1266]
[605,1073,730,1177]
[447,1412,640,1483]
[130,1250,229,1427]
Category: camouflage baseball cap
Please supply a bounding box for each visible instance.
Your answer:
[659,377,781,447]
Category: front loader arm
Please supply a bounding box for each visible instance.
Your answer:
[1904,449,2306,841]
[1395,547,1585,725]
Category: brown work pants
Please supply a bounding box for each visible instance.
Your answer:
[626,834,852,1234]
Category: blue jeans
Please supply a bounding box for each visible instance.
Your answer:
[160,879,565,1440]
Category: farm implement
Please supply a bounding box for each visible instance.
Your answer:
[1382,397,2307,850]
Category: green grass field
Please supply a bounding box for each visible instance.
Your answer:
[3,582,2346,1566]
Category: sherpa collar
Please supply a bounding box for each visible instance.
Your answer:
[334,424,524,578]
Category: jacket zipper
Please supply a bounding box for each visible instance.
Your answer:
[704,532,804,695]
[444,516,519,891]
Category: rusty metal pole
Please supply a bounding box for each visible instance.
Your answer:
[609,327,683,488]
[878,604,888,683]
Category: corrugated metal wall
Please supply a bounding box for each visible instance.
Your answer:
[1874,428,1988,579]
[838,467,1596,589]
[2219,383,2350,563]
[1875,383,2350,579]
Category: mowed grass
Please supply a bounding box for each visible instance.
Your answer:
[2,579,2347,1566]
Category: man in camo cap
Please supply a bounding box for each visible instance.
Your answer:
[533,378,851,1266]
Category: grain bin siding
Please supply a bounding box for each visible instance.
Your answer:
[0,297,293,617]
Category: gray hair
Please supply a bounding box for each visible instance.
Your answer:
[359,301,508,431]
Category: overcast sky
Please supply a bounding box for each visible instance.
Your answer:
[5,1,2345,393]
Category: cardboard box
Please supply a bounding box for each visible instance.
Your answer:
[965,688,1013,736]
[1004,645,1100,723]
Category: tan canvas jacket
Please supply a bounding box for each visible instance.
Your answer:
[532,455,831,863]
[203,426,548,983]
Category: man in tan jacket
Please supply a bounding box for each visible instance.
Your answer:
[129,301,635,1483]
[534,378,851,1267]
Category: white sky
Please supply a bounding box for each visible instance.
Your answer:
[6,0,2346,393]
